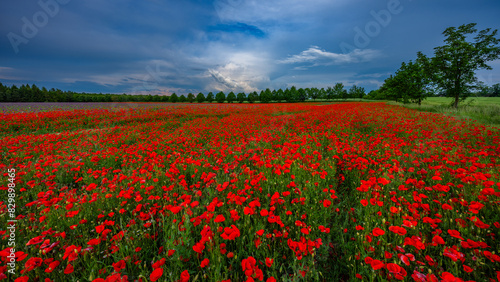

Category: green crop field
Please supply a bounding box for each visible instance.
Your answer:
[423,97,500,106]
[386,97,500,127]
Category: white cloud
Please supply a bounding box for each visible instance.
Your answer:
[202,50,272,93]
[206,63,265,93]
[278,46,381,66]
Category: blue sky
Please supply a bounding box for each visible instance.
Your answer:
[1,0,499,95]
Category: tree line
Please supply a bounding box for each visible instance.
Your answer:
[0,82,368,104]
[0,83,170,103]
[169,84,366,103]
[370,23,500,107]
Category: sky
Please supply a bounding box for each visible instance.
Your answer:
[1,0,500,95]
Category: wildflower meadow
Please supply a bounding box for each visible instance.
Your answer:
[1,102,499,281]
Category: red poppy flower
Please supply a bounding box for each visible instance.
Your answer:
[432,235,445,245]
[370,259,384,270]
[372,228,385,236]
[214,214,225,223]
[180,270,190,282]
[150,268,163,282]
[389,226,407,236]
[447,229,464,240]
[201,258,209,268]
[221,225,241,240]
[64,264,74,274]
[112,260,126,272]
[386,263,402,274]
[323,199,331,208]
[45,260,60,273]
[463,265,473,273]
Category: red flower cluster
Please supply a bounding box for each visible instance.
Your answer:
[0,102,498,281]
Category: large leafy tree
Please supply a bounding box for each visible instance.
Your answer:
[309,87,320,101]
[432,23,500,108]
[187,93,195,103]
[332,83,347,100]
[274,89,284,102]
[392,52,433,105]
[491,83,500,97]
[348,85,366,100]
[247,91,258,103]
[237,92,246,103]
[296,87,307,102]
[227,91,236,103]
[196,92,205,103]
[379,75,403,102]
[318,88,326,100]
[170,93,178,103]
[206,92,214,103]
[259,88,272,103]
[215,91,226,103]
[325,86,334,101]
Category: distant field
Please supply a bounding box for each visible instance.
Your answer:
[387,97,500,127]
[423,96,500,106]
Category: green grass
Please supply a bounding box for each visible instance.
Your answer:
[386,97,500,127]
[422,96,500,106]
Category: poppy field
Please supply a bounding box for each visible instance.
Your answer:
[1,102,499,282]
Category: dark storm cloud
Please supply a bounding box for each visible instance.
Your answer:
[0,0,499,94]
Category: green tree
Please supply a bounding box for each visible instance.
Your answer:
[393,52,433,105]
[431,23,500,108]
[247,91,258,103]
[179,95,187,102]
[348,85,365,100]
[491,83,500,97]
[206,92,214,103]
[215,91,226,103]
[273,89,284,102]
[283,88,291,102]
[260,88,272,103]
[0,83,5,102]
[187,93,195,103]
[237,92,246,103]
[296,87,306,102]
[332,83,345,100]
[227,91,236,103]
[325,87,333,101]
[380,75,403,102]
[309,87,320,101]
[318,88,326,100]
[170,93,178,103]
[196,92,205,103]
[287,86,297,102]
